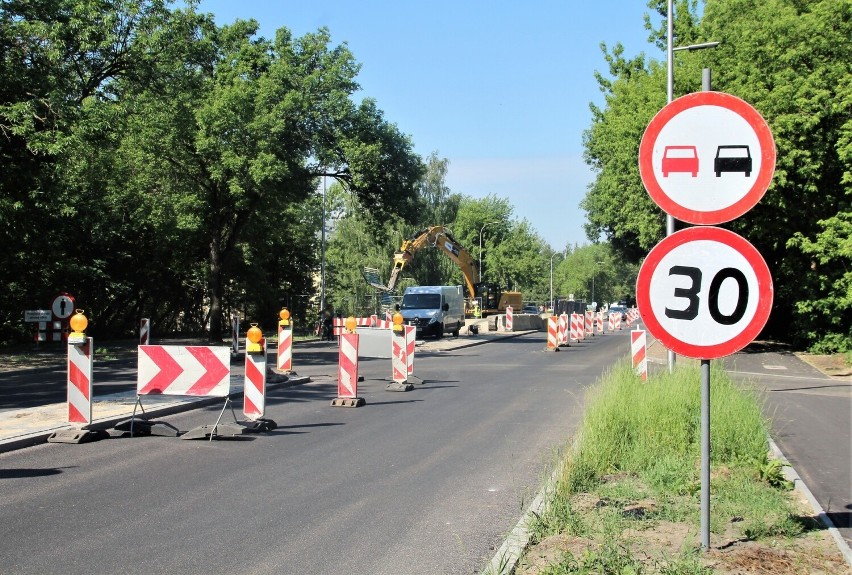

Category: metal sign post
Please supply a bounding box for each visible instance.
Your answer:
[637,90,776,549]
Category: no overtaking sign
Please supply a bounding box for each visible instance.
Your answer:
[639,91,776,225]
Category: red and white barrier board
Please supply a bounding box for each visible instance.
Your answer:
[392,329,407,383]
[67,338,93,425]
[547,316,558,350]
[596,312,604,334]
[571,313,583,341]
[505,306,514,331]
[333,316,393,336]
[277,325,293,371]
[138,345,231,396]
[558,313,568,345]
[244,340,267,420]
[584,310,594,336]
[632,329,647,381]
[139,318,150,346]
[405,325,416,375]
[337,333,359,399]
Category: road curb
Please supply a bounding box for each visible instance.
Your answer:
[480,415,852,574]
[769,436,852,567]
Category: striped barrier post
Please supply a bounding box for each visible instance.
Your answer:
[632,328,647,381]
[48,337,107,444]
[388,327,414,391]
[546,316,559,351]
[243,338,275,430]
[557,313,568,346]
[615,314,622,330]
[67,337,93,425]
[277,324,293,372]
[608,313,616,332]
[370,314,378,327]
[571,313,582,341]
[404,325,422,384]
[332,333,364,407]
[140,318,150,346]
[596,312,605,334]
[231,314,240,354]
[584,310,594,337]
[505,306,514,332]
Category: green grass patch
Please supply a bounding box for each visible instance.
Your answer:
[519,361,834,574]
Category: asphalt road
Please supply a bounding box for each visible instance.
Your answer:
[722,346,852,546]
[0,331,630,575]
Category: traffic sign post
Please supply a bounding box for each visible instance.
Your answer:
[638,90,776,550]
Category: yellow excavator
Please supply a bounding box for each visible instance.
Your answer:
[385,226,522,317]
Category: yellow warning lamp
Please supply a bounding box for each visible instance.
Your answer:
[392,312,404,332]
[68,309,88,344]
[246,323,263,354]
[278,307,291,327]
[345,315,357,334]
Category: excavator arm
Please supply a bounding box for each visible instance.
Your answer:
[386,226,479,299]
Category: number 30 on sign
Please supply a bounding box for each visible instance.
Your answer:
[636,227,773,359]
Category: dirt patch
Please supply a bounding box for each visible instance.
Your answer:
[704,538,849,574]
[516,478,850,575]
[796,352,852,379]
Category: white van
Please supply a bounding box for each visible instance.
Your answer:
[400,285,464,338]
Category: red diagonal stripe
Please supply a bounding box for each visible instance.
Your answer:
[68,361,90,400]
[68,403,87,424]
[244,396,260,416]
[245,356,263,391]
[139,346,183,395]
[185,347,229,395]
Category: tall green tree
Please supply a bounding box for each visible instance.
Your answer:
[102,14,423,339]
[0,0,174,340]
[582,0,851,349]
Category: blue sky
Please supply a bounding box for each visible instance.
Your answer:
[196,1,663,249]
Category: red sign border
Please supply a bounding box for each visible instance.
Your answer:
[636,227,773,359]
[639,92,776,225]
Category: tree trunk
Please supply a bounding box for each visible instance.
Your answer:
[208,238,224,342]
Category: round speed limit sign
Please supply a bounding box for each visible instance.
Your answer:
[636,227,773,359]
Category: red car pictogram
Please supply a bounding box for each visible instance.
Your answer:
[662,145,699,177]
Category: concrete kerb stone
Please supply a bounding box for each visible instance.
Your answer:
[0,372,311,455]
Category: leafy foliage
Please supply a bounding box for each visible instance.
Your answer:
[582,0,852,349]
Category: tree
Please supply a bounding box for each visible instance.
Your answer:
[582,0,851,349]
[103,15,423,339]
[0,0,175,340]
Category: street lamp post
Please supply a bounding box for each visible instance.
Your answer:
[591,260,603,310]
[666,0,719,373]
[478,222,499,283]
[320,176,327,315]
[549,251,563,314]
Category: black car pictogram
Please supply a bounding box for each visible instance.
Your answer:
[714,145,752,177]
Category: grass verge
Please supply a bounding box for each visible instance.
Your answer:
[516,362,848,574]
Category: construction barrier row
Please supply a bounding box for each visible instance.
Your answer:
[49,307,644,444]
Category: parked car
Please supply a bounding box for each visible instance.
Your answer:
[522,304,540,314]
[608,305,627,321]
